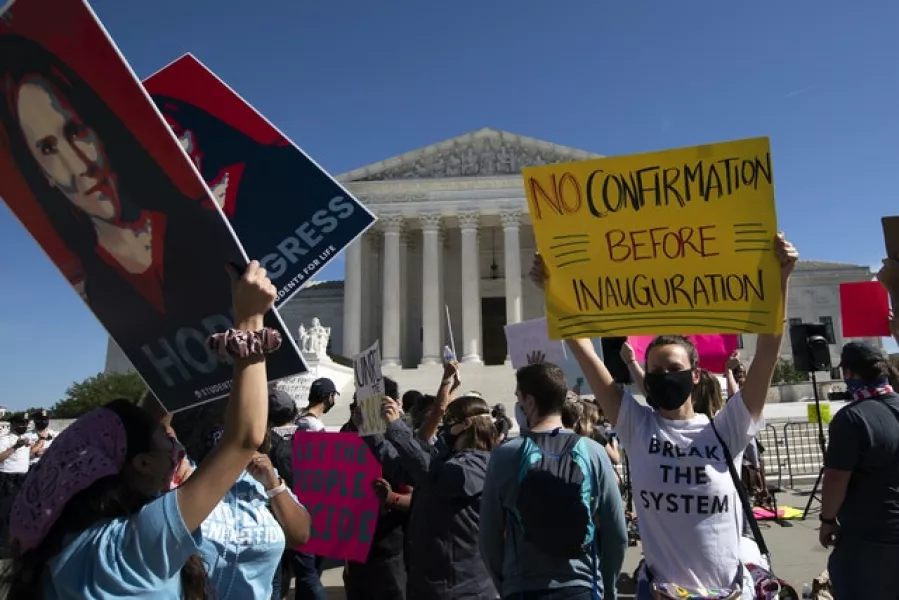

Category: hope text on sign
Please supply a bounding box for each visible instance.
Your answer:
[523,137,783,338]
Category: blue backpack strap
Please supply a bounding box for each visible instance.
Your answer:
[571,437,601,600]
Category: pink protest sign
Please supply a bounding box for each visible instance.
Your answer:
[291,432,382,562]
[840,281,891,338]
[627,334,739,374]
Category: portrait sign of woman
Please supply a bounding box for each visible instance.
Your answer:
[0,34,303,410]
[145,57,377,300]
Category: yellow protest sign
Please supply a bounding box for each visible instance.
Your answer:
[523,137,783,340]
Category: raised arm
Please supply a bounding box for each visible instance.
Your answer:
[418,362,459,443]
[528,253,624,425]
[383,398,435,486]
[620,342,646,396]
[740,234,798,420]
[724,352,740,398]
[177,261,276,532]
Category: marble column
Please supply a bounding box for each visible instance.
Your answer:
[380,215,404,367]
[341,236,363,357]
[501,210,523,329]
[458,211,482,364]
[419,213,442,365]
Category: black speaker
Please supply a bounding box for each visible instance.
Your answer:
[601,337,632,384]
[789,323,832,373]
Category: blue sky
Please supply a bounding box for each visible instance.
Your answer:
[1,0,897,410]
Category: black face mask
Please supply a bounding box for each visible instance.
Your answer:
[34,420,49,432]
[12,425,28,436]
[644,370,694,411]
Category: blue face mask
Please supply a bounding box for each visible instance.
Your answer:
[845,379,866,394]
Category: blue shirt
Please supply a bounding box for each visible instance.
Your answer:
[45,490,202,599]
[200,470,298,599]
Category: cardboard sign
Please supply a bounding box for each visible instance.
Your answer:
[0,0,305,412]
[144,55,377,305]
[840,281,890,338]
[503,317,567,369]
[523,138,783,339]
[354,341,387,436]
[291,432,381,562]
[627,334,739,374]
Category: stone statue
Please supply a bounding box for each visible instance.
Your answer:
[308,318,331,356]
[297,318,331,358]
[298,324,309,353]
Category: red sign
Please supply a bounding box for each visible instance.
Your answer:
[840,281,891,338]
[0,0,305,412]
[291,432,382,562]
[628,334,739,374]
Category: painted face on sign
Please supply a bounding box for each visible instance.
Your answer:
[166,117,232,213]
[15,76,121,221]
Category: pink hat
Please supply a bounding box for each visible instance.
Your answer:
[10,407,127,551]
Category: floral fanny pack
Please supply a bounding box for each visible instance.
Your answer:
[643,561,743,600]
[650,583,741,600]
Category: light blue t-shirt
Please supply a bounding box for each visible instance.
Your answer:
[200,470,298,599]
[45,490,202,599]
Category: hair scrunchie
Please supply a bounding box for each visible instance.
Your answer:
[207,328,282,360]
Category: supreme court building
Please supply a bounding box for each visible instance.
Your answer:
[106,128,879,405]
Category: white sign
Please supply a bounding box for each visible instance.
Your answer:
[353,341,387,436]
[274,368,319,408]
[504,317,568,370]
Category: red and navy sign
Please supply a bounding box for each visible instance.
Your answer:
[0,0,306,413]
[144,54,377,306]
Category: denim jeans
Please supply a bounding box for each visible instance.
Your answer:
[509,587,595,600]
[288,550,327,600]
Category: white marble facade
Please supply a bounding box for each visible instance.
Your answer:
[105,128,881,378]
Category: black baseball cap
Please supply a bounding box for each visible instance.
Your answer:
[268,388,298,425]
[33,409,49,420]
[839,341,885,370]
[9,413,28,424]
[308,378,338,404]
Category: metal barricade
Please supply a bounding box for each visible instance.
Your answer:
[782,421,827,488]
[756,424,784,490]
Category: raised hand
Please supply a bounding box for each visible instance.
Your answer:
[774,233,798,284]
[528,252,548,290]
[230,260,277,327]
[619,342,636,364]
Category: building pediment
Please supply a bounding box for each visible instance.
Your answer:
[337,127,600,183]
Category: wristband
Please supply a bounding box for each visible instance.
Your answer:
[819,516,838,525]
[207,328,282,360]
[265,479,288,499]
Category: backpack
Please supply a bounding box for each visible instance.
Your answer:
[514,430,596,559]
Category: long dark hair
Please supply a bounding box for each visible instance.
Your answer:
[5,400,209,599]
[0,35,202,289]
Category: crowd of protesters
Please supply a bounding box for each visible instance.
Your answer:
[2,235,899,600]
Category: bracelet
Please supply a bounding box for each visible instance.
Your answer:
[819,516,838,525]
[207,328,282,360]
[266,479,288,499]
[390,492,400,506]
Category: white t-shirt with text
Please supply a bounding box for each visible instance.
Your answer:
[617,390,761,590]
[0,433,36,474]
